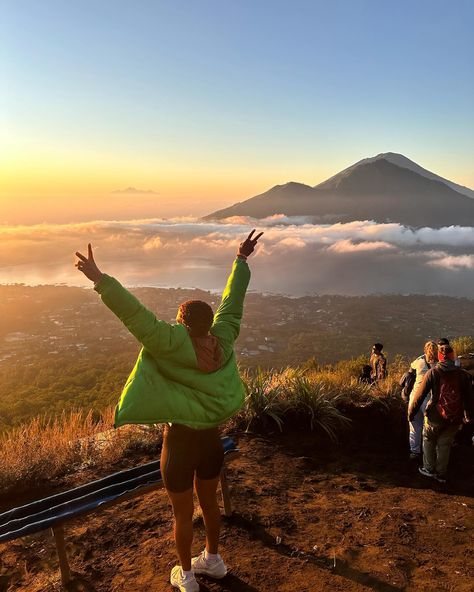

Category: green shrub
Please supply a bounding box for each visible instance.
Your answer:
[282,373,351,441]
[240,367,287,431]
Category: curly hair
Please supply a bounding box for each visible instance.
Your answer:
[424,340,438,364]
[176,300,214,337]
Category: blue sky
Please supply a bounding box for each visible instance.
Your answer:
[1,0,473,222]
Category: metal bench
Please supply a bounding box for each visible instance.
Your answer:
[0,435,239,588]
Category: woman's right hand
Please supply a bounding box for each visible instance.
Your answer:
[75,243,103,284]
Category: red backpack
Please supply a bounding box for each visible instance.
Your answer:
[435,369,464,423]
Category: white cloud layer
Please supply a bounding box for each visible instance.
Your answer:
[0,217,473,296]
[428,254,474,270]
[327,240,394,253]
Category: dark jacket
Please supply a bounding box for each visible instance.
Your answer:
[408,361,473,424]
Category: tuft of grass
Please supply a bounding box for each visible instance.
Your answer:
[240,367,286,431]
[282,373,352,442]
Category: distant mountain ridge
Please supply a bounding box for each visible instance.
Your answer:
[205,153,474,227]
[318,152,474,199]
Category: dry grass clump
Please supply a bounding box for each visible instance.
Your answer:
[238,359,405,439]
[452,335,474,356]
[0,356,408,495]
[0,406,161,495]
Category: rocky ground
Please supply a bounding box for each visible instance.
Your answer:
[0,426,473,592]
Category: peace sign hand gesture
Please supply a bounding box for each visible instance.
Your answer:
[75,243,103,284]
[238,229,264,258]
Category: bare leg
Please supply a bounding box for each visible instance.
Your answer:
[167,488,194,571]
[195,476,221,554]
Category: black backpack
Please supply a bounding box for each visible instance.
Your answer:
[399,368,416,402]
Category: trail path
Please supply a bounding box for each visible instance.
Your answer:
[1,434,473,591]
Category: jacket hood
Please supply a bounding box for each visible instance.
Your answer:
[436,360,456,372]
[191,335,223,373]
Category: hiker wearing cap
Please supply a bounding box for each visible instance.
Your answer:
[437,337,461,367]
[75,230,263,592]
[408,344,473,483]
[407,341,438,460]
[370,343,387,382]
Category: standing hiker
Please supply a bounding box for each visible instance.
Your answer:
[407,341,438,460]
[408,344,473,484]
[437,337,462,367]
[75,230,263,592]
[370,343,387,382]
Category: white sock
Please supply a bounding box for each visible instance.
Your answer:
[204,550,219,562]
[182,569,193,579]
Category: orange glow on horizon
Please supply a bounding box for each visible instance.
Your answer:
[2,148,474,225]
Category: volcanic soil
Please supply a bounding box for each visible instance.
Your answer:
[1,429,473,592]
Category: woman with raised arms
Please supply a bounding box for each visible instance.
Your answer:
[75,230,262,592]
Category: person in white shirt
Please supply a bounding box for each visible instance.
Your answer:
[408,341,438,459]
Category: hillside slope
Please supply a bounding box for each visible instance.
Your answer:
[1,433,473,591]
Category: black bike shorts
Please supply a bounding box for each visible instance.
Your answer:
[160,423,224,493]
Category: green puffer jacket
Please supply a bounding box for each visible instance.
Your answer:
[94,258,251,429]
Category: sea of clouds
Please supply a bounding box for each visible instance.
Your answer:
[0,215,473,296]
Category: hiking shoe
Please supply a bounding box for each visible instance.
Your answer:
[191,551,227,579]
[170,566,199,592]
[418,467,437,479]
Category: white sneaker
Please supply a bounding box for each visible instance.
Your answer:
[418,467,436,479]
[170,566,200,592]
[191,551,227,579]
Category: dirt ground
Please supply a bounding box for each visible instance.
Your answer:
[0,430,473,592]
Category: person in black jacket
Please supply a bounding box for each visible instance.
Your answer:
[408,345,473,483]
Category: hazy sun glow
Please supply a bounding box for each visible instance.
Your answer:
[2,2,473,224]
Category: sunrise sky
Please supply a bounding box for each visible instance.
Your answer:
[1,1,473,224]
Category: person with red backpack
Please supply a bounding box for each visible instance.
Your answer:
[408,344,473,483]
